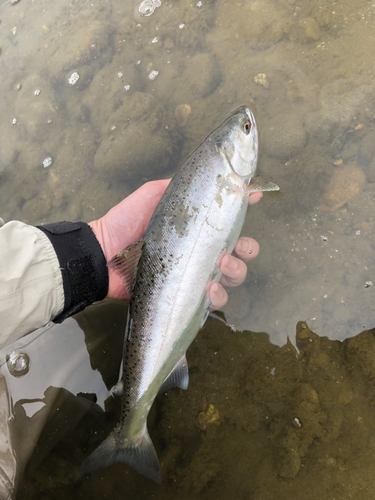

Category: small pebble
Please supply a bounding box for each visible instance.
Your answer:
[298,17,320,41]
[175,104,191,127]
[254,73,269,88]
[54,188,65,200]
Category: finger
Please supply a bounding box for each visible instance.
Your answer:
[233,237,260,262]
[208,282,228,310]
[219,254,248,287]
[248,192,263,205]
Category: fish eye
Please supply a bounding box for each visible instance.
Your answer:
[243,120,252,135]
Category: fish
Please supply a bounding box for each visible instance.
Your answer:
[80,105,279,482]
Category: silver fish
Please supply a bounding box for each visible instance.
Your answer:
[81,105,279,482]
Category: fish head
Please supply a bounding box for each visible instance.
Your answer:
[213,106,258,181]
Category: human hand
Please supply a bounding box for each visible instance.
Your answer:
[89,180,262,308]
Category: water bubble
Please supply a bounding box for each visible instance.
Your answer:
[111,125,117,131]
[196,0,203,6]
[137,0,161,17]
[117,71,123,78]
[6,351,30,377]
[151,36,159,44]
[148,70,159,80]
[47,119,53,124]
[15,83,22,91]
[292,417,302,429]
[68,71,80,85]
[124,85,130,91]
[11,118,17,125]
[179,23,185,29]
[34,88,41,96]
[43,157,52,168]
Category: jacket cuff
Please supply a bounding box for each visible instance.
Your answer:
[36,221,109,322]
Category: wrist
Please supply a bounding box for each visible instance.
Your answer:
[37,221,109,322]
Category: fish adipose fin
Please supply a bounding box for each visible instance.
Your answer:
[108,240,145,295]
[80,425,161,483]
[160,354,189,392]
[246,176,280,194]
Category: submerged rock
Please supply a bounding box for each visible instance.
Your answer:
[93,92,174,180]
[318,164,366,212]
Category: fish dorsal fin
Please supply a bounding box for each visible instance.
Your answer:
[159,354,189,393]
[108,240,145,295]
[246,176,280,194]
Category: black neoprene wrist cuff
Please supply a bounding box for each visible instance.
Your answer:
[36,221,109,323]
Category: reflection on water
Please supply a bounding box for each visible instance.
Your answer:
[0,301,125,498]
[1,0,375,498]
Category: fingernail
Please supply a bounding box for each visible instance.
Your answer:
[239,239,252,255]
[211,282,222,296]
[224,255,237,270]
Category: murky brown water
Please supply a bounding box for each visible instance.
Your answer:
[1,0,375,498]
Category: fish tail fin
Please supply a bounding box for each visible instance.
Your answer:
[80,426,161,483]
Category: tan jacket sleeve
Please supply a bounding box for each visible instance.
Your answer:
[0,221,64,348]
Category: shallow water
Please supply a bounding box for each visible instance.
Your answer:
[1,0,375,498]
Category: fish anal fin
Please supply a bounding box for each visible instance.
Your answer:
[246,176,280,195]
[108,240,145,295]
[80,425,161,483]
[160,354,189,393]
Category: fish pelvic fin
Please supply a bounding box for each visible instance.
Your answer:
[80,425,161,483]
[159,354,189,393]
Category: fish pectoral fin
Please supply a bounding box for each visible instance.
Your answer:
[160,354,189,392]
[246,176,280,195]
[108,240,145,295]
[80,425,161,483]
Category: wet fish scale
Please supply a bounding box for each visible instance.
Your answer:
[81,106,278,482]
